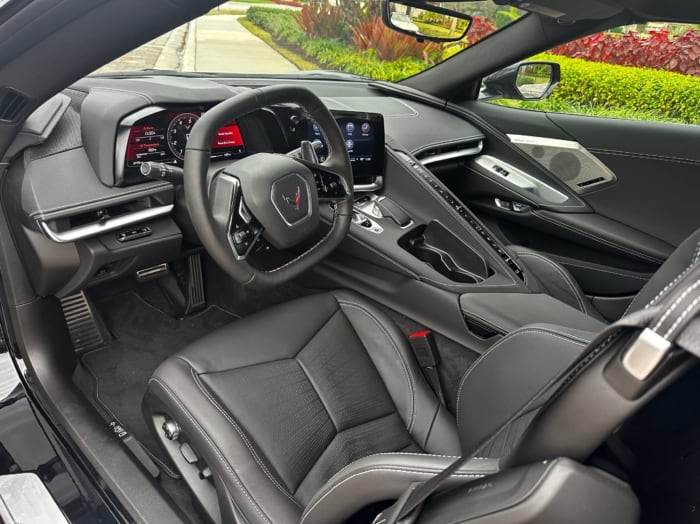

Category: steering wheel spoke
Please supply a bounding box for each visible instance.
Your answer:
[230,200,264,260]
[293,157,349,202]
[209,171,263,260]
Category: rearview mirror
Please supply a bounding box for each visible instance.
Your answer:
[481,61,561,101]
[381,0,472,43]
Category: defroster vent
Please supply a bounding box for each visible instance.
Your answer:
[0,87,29,123]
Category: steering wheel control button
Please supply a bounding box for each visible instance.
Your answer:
[233,229,250,245]
[314,172,346,199]
[271,173,312,225]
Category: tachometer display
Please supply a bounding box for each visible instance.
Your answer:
[167,112,199,160]
[122,106,247,185]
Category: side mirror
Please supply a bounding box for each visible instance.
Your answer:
[481,61,561,101]
[381,0,472,43]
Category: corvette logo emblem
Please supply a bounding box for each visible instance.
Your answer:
[283,186,302,211]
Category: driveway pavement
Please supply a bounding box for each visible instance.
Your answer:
[96,11,298,74]
[186,15,297,74]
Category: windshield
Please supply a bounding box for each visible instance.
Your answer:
[96,1,523,82]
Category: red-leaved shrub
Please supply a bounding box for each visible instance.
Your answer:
[551,29,700,76]
[466,16,497,45]
[293,1,346,40]
[350,17,440,62]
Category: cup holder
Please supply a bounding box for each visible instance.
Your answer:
[400,222,493,284]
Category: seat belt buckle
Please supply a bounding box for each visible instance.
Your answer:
[621,328,672,381]
[409,331,440,369]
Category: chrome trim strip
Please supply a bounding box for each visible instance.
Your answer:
[419,141,484,166]
[38,204,174,243]
[136,263,169,281]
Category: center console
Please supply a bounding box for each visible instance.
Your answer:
[316,137,600,353]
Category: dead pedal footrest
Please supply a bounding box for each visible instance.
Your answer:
[60,291,110,352]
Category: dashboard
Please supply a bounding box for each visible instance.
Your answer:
[8,75,492,297]
[116,104,385,189]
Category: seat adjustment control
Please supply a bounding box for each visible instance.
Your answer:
[162,419,181,441]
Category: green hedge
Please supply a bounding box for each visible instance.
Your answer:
[535,53,700,124]
[245,7,700,124]
[246,7,305,45]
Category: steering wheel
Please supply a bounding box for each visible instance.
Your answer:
[183,86,353,289]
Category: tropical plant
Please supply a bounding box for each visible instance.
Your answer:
[293,1,346,40]
[350,16,440,62]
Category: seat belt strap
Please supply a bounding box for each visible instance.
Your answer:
[409,331,446,406]
[385,262,700,523]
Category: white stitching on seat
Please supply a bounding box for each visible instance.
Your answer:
[664,295,700,339]
[337,299,416,431]
[148,378,273,524]
[455,328,589,426]
[533,211,665,263]
[188,368,303,508]
[641,251,700,312]
[362,452,490,460]
[300,467,485,523]
[514,250,587,314]
[653,278,700,332]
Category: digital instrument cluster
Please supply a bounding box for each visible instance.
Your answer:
[119,107,245,184]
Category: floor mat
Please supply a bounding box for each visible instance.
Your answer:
[80,292,237,467]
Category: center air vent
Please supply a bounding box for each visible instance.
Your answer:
[0,87,29,123]
[415,139,484,166]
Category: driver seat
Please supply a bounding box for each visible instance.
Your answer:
[143,290,593,524]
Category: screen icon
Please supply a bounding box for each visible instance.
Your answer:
[345,139,354,150]
[345,122,355,135]
[361,122,371,134]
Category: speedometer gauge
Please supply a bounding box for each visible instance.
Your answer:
[167,112,199,160]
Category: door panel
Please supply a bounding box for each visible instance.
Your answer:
[442,101,700,304]
[468,103,700,245]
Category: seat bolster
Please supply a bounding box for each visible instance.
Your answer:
[332,290,461,455]
[625,228,700,315]
[300,453,499,524]
[456,324,596,456]
[144,357,303,524]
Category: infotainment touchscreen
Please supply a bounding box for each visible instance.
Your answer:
[309,111,385,187]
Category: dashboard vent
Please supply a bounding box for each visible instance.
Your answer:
[0,87,29,123]
[415,139,484,166]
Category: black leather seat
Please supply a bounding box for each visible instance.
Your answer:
[144,290,572,523]
[143,229,700,524]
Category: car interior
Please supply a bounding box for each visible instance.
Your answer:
[0,0,699,523]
